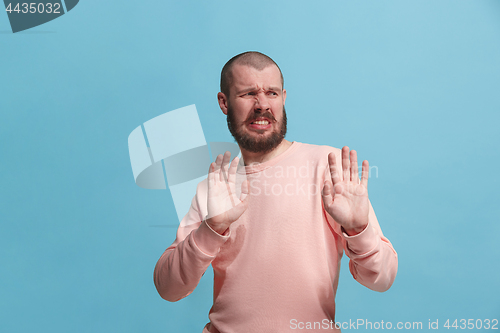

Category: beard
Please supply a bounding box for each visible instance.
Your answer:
[226,104,287,154]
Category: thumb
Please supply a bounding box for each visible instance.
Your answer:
[239,179,249,202]
[322,181,333,206]
[232,195,248,221]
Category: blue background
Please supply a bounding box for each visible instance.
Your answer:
[1,1,499,332]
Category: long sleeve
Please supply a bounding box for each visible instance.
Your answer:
[152,142,398,332]
[321,146,398,292]
[338,201,398,292]
[153,181,229,302]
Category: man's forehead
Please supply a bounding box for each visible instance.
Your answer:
[230,64,282,87]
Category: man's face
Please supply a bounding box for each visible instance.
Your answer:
[220,64,287,153]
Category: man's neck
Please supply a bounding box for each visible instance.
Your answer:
[239,139,293,166]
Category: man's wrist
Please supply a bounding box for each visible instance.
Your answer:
[205,217,229,236]
[342,224,368,236]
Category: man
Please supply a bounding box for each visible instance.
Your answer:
[154,51,398,332]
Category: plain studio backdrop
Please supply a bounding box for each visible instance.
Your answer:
[1,1,499,332]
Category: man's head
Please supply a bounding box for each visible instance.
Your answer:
[218,52,287,154]
[220,52,284,98]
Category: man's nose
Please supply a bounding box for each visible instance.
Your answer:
[254,93,270,111]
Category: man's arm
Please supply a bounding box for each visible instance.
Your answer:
[322,146,398,292]
[154,152,248,301]
[153,196,230,301]
[339,201,397,292]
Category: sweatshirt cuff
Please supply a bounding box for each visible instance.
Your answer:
[193,219,230,256]
[342,222,378,255]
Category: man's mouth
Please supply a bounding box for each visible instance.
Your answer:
[248,118,272,130]
[251,120,270,125]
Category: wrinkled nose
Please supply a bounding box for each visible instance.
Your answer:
[254,94,270,112]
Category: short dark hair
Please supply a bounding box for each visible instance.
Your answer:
[220,51,284,97]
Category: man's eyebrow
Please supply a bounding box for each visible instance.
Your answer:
[235,86,282,95]
[234,87,255,95]
[268,86,282,92]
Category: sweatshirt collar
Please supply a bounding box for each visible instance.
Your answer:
[237,141,300,175]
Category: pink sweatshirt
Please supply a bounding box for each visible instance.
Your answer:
[154,142,398,332]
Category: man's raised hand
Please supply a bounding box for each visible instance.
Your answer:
[206,151,249,235]
[322,146,370,236]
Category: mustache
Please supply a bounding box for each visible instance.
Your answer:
[245,112,277,123]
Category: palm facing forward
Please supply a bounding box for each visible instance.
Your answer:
[206,152,248,235]
[322,147,370,236]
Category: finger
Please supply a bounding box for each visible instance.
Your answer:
[220,151,231,182]
[322,180,332,196]
[208,162,216,185]
[321,181,333,207]
[230,180,249,220]
[239,179,249,202]
[361,160,369,188]
[342,146,350,182]
[350,150,358,182]
[231,197,249,221]
[328,152,342,186]
[227,156,239,184]
[214,154,223,175]
[212,154,224,188]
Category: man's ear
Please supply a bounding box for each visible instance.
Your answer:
[283,89,287,105]
[218,92,229,115]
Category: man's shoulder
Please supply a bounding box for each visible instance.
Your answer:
[294,141,341,158]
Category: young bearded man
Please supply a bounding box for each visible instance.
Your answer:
[154,51,398,332]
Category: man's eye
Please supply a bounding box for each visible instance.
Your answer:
[268,91,278,96]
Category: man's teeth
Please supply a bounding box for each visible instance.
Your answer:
[253,120,269,125]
